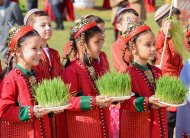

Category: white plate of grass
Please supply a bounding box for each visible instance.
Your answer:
[43,104,70,112]
[155,75,188,108]
[96,72,132,102]
[157,100,187,107]
[110,92,135,102]
[34,78,70,112]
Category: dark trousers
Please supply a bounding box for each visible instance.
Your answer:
[27,0,38,12]
[167,111,176,138]
[51,3,64,29]
[51,3,62,19]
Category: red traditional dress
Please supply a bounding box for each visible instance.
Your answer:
[111,35,130,73]
[61,58,110,138]
[44,0,74,21]
[33,47,62,80]
[120,63,168,138]
[155,31,183,77]
[0,65,51,138]
[62,42,110,73]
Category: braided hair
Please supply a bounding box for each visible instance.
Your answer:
[63,25,102,67]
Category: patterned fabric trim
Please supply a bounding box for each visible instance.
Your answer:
[134,97,145,112]
[80,96,91,110]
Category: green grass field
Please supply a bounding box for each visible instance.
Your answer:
[18,0,165,71]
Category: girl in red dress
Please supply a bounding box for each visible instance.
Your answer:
[61,16,113,138]
[119,22,168,138]
[62,15,110,73]
[0,25,52,138]
[24,9,62,80]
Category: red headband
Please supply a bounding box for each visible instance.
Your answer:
[125,25,151,43]
[186,31,190,38]
[10,26,34,53]
[74,21,97,39]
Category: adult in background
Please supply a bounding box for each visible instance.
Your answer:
[0,0,23,62]
[48,0,64,30]
[26,0,38,12]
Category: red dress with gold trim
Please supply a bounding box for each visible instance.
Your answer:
[111,35,130,73]
[33,48,62,80]
[120,64,168,138]
[61,58,110,138]
[155,31,183,77]
[0,67,51,138]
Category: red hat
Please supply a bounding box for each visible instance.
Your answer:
[124,22,151,43]
[71,16,97,39]
[9,26,35,53]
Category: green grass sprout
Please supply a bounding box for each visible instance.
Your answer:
[96,72,131,97]
[155,75,187,104]
[34,78,69,107]
[169,16,190,63]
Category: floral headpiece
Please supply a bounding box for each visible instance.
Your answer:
[71,15,97,39]
[124,22,151,43]
[7,25,34,53]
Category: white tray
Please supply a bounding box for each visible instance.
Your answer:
[110,92,135,102]
[43,104,70,112]
[158,100,187,107]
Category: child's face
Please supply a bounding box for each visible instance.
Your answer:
[133,32,156,63]
[18,35,42,67]
[87,32,104,59]
[97,22,105,45]
[33,16,52,42]
[117,13,139,34]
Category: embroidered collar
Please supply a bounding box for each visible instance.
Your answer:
[16,64,34,77]
[134,62,149,71]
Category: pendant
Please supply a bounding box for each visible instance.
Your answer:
[144,70,154,84]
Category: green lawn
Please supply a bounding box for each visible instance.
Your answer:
[18,0,165,71]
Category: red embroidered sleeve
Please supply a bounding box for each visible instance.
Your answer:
[0,76,34,122]
[61,68,96,111]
